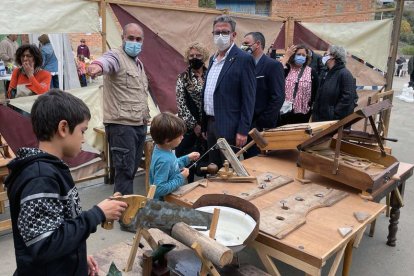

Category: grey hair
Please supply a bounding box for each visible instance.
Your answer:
[213,15,236,32]
[122,23,144,37]
[329,45,347,64]
[245,32,266,50]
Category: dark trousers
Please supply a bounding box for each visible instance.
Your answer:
[51,75,59,89]
[79,74,87,87]
[410,72,414,87]
[106,124,147,195]
[206,117,236,168]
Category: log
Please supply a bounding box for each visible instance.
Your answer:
[171,222,233,267]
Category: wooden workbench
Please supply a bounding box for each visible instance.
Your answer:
[165,150,407,276]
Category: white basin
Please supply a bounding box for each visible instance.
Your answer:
[195,205,257,252]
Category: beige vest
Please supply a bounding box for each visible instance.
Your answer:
[103,47,150,125]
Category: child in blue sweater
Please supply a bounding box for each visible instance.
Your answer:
[149,112,200,199]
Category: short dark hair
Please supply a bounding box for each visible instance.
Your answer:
[150,112,186,145]
[288,44,311,66]
[245,32,266,50]
[213,15,236,32]
[15,44,43,69]
[31,89,91,141]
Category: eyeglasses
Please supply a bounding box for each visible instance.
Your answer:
[21,54,33,58]
[189,54,203,59]
[212,31,231,36]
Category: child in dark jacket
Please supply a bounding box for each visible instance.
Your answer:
[149,112,200,199]
[5,90,127,276]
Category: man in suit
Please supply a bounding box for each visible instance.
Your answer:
[202,15,256,167]
[241,32,285,158]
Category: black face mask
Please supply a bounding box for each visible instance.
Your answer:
[189,58,204,70]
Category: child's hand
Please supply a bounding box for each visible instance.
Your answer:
[181,168,190,178]
[97,199,128,221]
[188,152,200,161]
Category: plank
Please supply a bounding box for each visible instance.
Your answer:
[260,184,349,239]
[239,172,292,201]
[172,179,208,197]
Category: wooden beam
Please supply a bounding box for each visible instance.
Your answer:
[296,7,396,21]
[100,0,107,53]
[383,0,404,138]
[87,0,285,22]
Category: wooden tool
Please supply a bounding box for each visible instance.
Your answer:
[260,184,348,239]
[216,138,249,177]
[101,193,149,230]
[235,128,268,157]
[297,100,400,193]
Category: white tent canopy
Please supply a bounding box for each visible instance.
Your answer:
[303,19,393,72]
[0,0,100,34]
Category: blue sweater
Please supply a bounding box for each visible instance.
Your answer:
[149,145,190,199]
[40,43,58,73]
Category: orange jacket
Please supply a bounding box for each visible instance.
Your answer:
[7,68,51,98]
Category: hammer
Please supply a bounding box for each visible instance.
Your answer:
[235,128,268,157]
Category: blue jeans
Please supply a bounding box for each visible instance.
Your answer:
[106,124,147,195]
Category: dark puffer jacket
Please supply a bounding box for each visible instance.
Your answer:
[5,148,105,276]
[312,62,358,122]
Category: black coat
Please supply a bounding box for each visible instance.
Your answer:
[312,62,357,122]
[5,148,105,276]
[252,54,285,130]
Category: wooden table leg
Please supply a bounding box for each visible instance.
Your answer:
[328,244,346,276]
[342,238,355,276]
[387,187,402,246]
[368,219,376,237]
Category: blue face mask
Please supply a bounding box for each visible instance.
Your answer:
[124,41,142,57]
[294,55,306,65]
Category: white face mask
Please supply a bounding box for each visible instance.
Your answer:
[214,34,231,51]
[322,55,332,66]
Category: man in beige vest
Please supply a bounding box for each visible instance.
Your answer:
[87,23,150,199]
[0,34,19,64]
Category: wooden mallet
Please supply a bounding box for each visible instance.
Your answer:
[235,128,268,157]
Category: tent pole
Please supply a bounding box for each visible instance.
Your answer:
[383,0,404,138]
[100,0,107,53]
[284,17,294,49]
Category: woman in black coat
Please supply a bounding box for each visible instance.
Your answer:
[312,45,358,122]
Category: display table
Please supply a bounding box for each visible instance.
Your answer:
[165,150,412,276]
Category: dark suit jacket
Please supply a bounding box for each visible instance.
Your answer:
[202,45,256,140]
[253,55,285,130]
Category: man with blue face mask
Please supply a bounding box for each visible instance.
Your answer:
[201,15,256,167]
[241,32,285,158]
[87,23,150,226]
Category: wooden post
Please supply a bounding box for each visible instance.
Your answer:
[285,17,294,49]
[383,0,405,138]
[100,0,107,53]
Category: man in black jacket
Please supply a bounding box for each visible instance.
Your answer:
[241,32,285,157]
[312,45,358,122]
[5,90,127,276]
